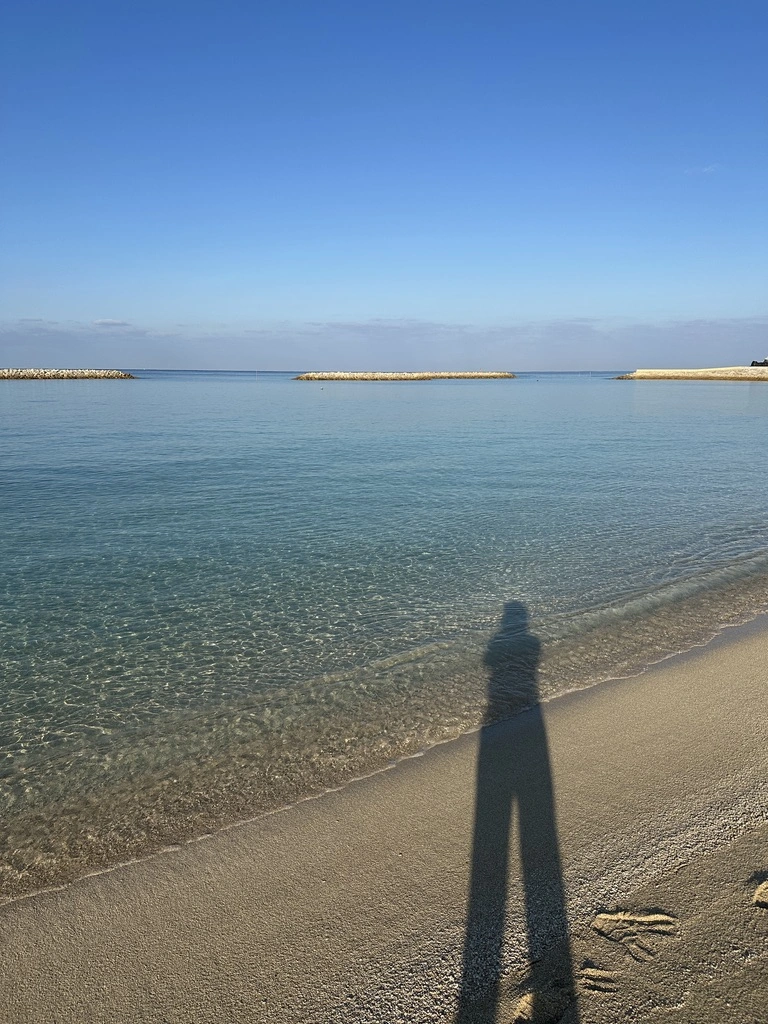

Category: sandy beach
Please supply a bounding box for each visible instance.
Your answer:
[2,618,767,1022]
[6,3,766,1020]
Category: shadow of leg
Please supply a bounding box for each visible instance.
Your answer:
[517,708,578,1023]
[456,727,515,1022]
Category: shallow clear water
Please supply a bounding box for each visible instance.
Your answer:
[2,370,768,897]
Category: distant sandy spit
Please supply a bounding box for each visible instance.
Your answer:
[294,370,515,381]
[0,368,135,379]
[616,366,768,381]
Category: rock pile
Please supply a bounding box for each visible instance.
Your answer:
[616,367,768,381]
[0,368,135,379]
[295,370,515,381]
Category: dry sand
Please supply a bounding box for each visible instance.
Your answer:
[617,367,768,381]
[2,619,767,1022]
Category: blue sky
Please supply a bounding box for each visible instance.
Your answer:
[2,0,766,369]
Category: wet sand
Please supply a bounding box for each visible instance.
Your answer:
[2,618,767,1022]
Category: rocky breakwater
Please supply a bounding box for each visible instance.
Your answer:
[0,368,135,380]
[295,370,515,381]
[616,366,768,381]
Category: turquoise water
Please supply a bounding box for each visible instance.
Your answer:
[2,370,768,897]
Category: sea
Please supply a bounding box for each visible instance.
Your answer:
[2,369,768,900]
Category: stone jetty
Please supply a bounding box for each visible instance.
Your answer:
[616,367,768,381]
[0,368,135,380]
[294,371,515,381]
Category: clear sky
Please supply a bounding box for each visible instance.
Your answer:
[2,0,766,369]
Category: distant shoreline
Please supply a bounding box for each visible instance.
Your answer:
[616,366,768,381]
[294,371,515,381]
[0,368,135,380]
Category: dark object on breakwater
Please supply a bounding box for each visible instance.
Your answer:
[294,371,516,381]
[0,368,135,379]
[751,359,768,367]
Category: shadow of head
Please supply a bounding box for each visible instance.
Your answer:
[483,600,541,717]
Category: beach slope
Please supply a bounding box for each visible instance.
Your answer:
[1,620,767,1022]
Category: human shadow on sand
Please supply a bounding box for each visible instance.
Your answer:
[456,601,579,1023]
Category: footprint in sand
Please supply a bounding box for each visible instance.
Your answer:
[591,909,680,962]
[578,961,619,994]
[507,987,575,1024]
